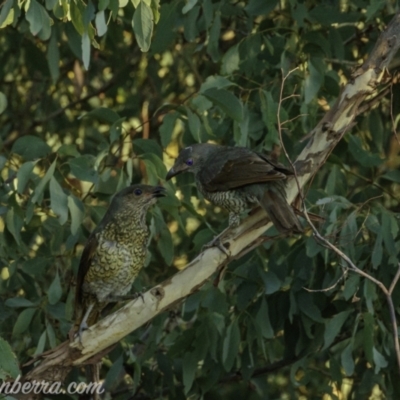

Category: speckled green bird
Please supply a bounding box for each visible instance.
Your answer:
[166,144,302,233]
[74,184,165,339]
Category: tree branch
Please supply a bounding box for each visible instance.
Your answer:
[24,10,400,383]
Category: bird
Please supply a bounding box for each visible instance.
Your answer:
[166,143,302,234]
[73,184,166,341]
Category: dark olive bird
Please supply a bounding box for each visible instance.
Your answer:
[166,144,302,233]
[73,184,165,340]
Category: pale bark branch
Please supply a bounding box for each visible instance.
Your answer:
[24,10,400,383]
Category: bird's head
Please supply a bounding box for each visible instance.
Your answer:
[112,184,166,213]
[166,143,218,180]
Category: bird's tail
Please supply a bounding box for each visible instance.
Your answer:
[260,190,303,234]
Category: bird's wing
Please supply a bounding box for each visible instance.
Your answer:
[200,148,290,192]
[74,233,98,309]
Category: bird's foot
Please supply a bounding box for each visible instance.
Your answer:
[109,292,145,304]
[77,321,89,345]
[203,235,231,257]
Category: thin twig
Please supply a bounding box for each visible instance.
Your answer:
[277,68,400,376]
[303,267,348,293]
[390,80,400,146]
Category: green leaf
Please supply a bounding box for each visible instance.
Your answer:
[68,156,98,183]
[323,311,351,350]
[47,33,60,82]
[32,159,57,203]
[132,0,154,52]
[103,356,124,391]
[191,95,212,113]
[183,5,200,42]
[68,195,85,235]
[6,208,23,245]
[221,43,240,75]
[47,272,62,305]
[82,31,91,70]
[304,58,323,104]
[0,91,7,114]
[297,292,323,322]
[348,136,383,167]
[366,0,385,21]
[371,232,382,269]
[133,138,163,159]
[157,226,174,266]
[206,11,220,61]
[222,319,240,371]
[341,343,355,376]
[34,331,47,356]
[0,0,13,27]
[382,211,398,261]
[186,108,201,141]
[260,90,278,148]
[95,10,107,36]
[12,135,51,160]
[12,308,36,336]
[255,298,274,339]
[363,312,374,364]
[182,352,197,394]
[17,161,36,194]
[381,170,400,183]
[5,298,35,308]
[245,0,278,15]
[159,112,178,148]
[0,337,20,378]
[50,176,68,225]
[109,117,125,143]
[182,0,197,14]
[233,104,249,146]
[372,347,388,373]
[342,274,359,301]
[261,270,281,295]
[99,0,109,10]
[25,0,51,39]
[83,0,95,27]
[70,0,85,34]
[199,75,234,92]
[82,107,121,123]
[203,88,243,122]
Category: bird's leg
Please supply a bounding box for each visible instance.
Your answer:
[108,293,145,303]
[228,212,241,228]
[78,302,94,344]
[202,212,240,256]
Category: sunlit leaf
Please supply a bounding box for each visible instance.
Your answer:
[132,0,153,52]
[0,0,13,27]
[0,92,7,114]
[95,10,107,36]
[82,31,91,69]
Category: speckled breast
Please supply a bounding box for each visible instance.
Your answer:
[84,229,149,303]
[197,182,256,214]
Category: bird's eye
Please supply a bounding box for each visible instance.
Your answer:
[185,158,193,166]
[134,188,142,196]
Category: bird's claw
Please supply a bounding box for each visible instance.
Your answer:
[203,236,231,257]
[77,321,88,345]
[132,291,145,304]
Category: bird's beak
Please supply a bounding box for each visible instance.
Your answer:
[152,186,166,198]
[166,166,182,181]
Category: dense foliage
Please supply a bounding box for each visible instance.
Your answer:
[1,0,400,398]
